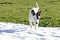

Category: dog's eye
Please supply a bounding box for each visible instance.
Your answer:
[33,13,35,16]
[36,13,39,16]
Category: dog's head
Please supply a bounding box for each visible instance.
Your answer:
[31,8,41,19]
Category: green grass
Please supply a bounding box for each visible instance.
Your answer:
[0,0,60,27]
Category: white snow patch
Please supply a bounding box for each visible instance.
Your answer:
[0,22,60,40]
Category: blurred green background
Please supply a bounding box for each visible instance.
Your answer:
[0,0,60,27]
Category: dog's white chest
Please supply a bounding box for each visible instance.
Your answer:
[29,13,34,21]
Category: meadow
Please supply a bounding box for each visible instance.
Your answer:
[0,0,60,27]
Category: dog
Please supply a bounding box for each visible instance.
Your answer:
[29,2,41,30]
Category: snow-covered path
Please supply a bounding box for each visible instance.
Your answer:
[0,22,60,40]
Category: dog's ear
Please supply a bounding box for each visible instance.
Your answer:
[37,11,41,16]
[31,10,35,16]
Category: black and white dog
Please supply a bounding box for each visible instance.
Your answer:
[29,2,41,29]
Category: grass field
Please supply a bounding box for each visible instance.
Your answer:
[0,0,60,27]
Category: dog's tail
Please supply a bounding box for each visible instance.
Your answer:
[36,2,39,9]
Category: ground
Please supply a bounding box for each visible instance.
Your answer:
[0,22,60,40]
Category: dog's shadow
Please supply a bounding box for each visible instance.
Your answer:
[0,28,26,33]
[0,29,15,33]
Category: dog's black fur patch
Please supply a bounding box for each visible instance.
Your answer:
[36,11,41,19]
[31,10,35,16]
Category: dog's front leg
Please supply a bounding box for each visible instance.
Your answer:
[29,21,33,29]
[36,20,39,29]
[36,24,38,29]
[34,22,39,30]
[33,22,36,30]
